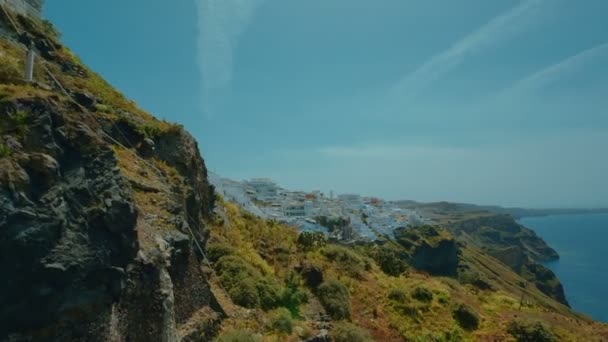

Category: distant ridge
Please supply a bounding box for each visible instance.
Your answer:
[392,200,608,219]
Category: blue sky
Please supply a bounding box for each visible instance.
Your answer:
[46,0,608,207]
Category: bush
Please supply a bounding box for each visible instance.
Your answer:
[228,277,260,308]
[297,231,327,251]
[507,320,556,342]
[322,245,367,278]
[0,143,10,158]
[317,280,351,320]
[256,278,282,310]
[437,291,450,305]
[268,308,293,334]
[207,242,235,263]
[452,304,480,331]
[329,322,373,342]
[388,288,408,302]
[0,54,22,83]
[375,247,409,276]
[281,273,309,316]
[214,329,261,342]
[216,255,282,310]
[412,287,433,302]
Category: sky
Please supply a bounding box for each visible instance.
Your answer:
[46,0,608,208]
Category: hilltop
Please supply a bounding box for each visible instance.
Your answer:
[1,6,608,342]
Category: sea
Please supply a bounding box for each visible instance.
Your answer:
[520,213,608,323]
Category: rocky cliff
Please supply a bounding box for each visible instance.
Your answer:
[1,7,222,342]
[447,214,568,306]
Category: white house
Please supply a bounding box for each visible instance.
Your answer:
[338,194,363,210]
[283,202,306,217]
[246,178,279,202]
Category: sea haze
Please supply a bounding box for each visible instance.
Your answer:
[521,213,608,322]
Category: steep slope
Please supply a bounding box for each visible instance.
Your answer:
[1,7,221,342]
[208,201,608,341]
[446,214,568,306]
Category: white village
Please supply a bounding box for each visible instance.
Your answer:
[210,174,429,242]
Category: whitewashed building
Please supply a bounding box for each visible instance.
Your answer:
[246,178,279,202]
[338,194,363,210]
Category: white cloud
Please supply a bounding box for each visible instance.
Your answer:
[507,42,608,94]
[196,0,266,113]
[392,0,547,101]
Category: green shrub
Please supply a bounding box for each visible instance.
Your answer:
[228,277,260,308]
[317,280,350,320]
[207,242,235,263]
[375,247,409,276]
[297,231,327,251]
[1,110,30,137]
[268,308,293,334]
[281,272,309,317]
[214,329,261,342]
[388,288,408,302]
[216,255,282,310]
[0,54,22,83]
[437,291,450,305]
[329,322,373,342]
[412,286,433,302]
[452,304,480,331]
[507,320,556,342]
[0,143,10,158]
[322,245,367,278]
[256,278,282,310]
[41,19,61,39]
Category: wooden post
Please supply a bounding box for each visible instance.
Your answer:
[24,48,35,82]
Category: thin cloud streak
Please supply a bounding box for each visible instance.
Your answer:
[196,0,266,115]
[391,0,547,101]
[507,42,608,94]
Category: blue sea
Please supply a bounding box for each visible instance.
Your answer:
[520,214,608,322]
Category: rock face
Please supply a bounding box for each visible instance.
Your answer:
[447,214,568,306]
[0,96,221,340]
[0,99,138,338]
[394,226,460,276]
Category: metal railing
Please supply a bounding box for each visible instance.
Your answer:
[0,0,42,19]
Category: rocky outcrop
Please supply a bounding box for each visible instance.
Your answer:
[0,95,222,340]
[0,98,139,339]
[447,214,558,262]
[447,214,567,305]
[394,226,460,276]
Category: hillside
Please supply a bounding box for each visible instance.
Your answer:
[1,6,608,342]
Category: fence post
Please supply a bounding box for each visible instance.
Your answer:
[24,47,34,82]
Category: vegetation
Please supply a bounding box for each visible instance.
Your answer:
[0,142,10,158]
[388,288,408,302]
[507,320,556,342]
[329,321,373,342]
[1,109,30,137]
[373,246,409,276]
[268,308,292,334]
[216,255,282,310]
[297,231,327,251]
[0,52,22,84]
[315,215,348,233]
[412,286,434,303]
[321,245,370,278]
[317,280,351,320]
[214,329,261,342]
[452,304,480,331]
